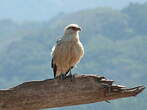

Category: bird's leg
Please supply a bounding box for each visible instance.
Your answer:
[68,69,74,81]
[69,69,72,76]
[60,73,66,80]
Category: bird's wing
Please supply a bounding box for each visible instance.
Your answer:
[51,38,63,77]
[51,58,57,78]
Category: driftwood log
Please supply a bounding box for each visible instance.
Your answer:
[0,74,145,110]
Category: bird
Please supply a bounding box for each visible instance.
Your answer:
[51,24,84,79]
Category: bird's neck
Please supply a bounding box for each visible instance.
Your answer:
[63,32,79,42]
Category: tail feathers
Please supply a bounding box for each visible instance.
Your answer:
[51,59,57,78]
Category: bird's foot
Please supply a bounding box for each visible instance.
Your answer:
[57,74,66,80]
[67,73,75,81]
[61,74,66,80]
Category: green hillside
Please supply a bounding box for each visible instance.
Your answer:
[0,2,146,110]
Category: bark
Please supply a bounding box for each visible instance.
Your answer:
[0,74,145,110]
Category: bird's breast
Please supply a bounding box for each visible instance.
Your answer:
[52,40,84,74]
[59,40,84,65]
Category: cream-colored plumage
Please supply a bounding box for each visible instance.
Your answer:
[51,24,84,77]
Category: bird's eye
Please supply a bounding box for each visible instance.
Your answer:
[67,27,79,31]
[67,27,75,30]
[71,27,77,30]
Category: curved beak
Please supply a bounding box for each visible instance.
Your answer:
[77,27,81,31]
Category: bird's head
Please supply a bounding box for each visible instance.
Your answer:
[64,24,81,35]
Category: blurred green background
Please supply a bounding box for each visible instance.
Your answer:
[0,0,146,110]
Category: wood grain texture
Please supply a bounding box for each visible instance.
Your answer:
[0,74,145,110]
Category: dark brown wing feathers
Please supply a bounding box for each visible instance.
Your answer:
[51,58,57,78]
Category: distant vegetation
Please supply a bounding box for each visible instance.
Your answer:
[0,2,147,110]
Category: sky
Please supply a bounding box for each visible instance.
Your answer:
[0,0,146,22]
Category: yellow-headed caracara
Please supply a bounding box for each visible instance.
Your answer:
[51,24,84,79]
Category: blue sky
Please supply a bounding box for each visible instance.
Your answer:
[0,0,146,22]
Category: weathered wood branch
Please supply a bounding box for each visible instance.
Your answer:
[0,74,145,110]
